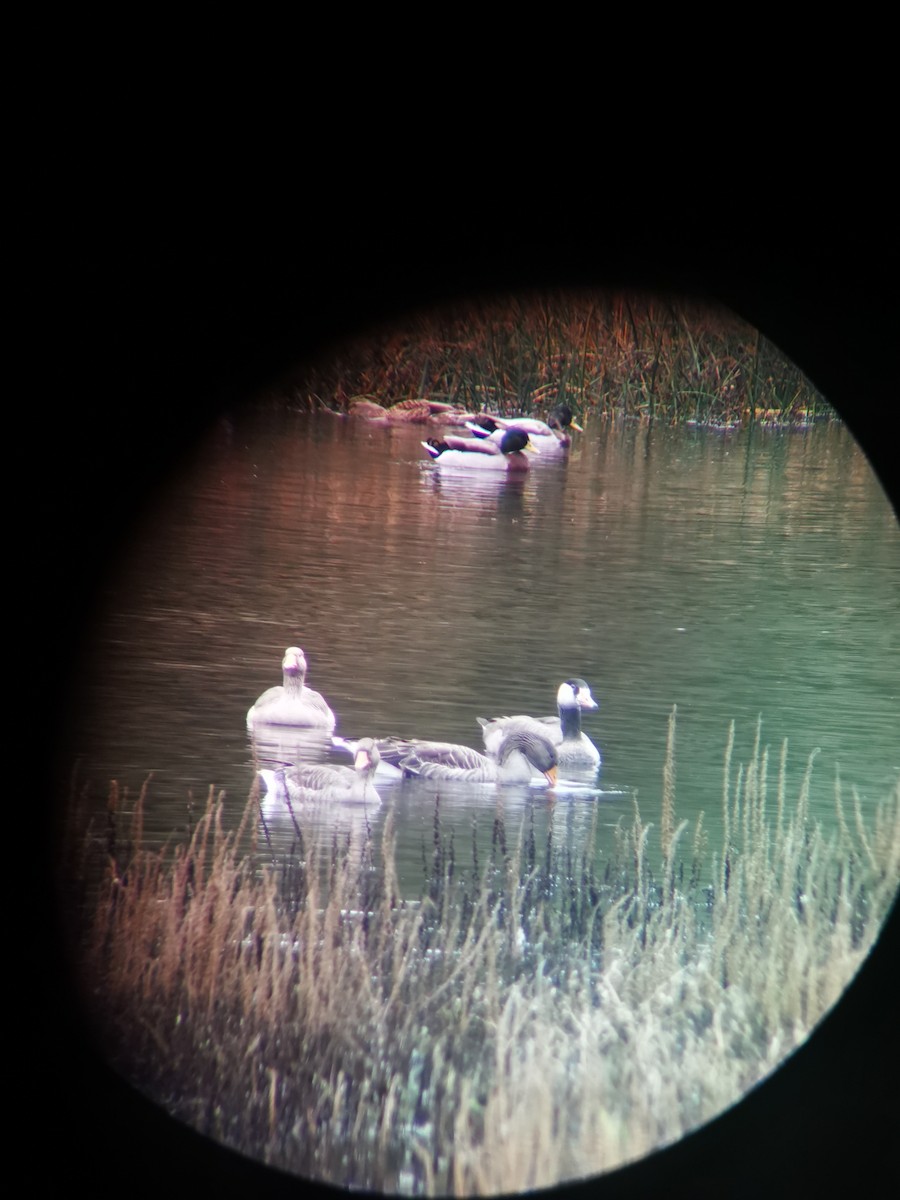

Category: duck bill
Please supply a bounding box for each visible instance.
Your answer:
[570,418,584,432]
[523,437,540,455]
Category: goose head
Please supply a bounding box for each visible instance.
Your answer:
[498,729,558,785]
[558,679,599,710]
[352,737,381,778]
[282,646,308,682]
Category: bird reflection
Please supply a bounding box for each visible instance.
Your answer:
[249,726,333,772]
[421,464,531,519]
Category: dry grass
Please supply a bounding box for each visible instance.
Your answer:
[71,717,899,1195]
[282,291,833,428]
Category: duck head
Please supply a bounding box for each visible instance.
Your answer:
[548,404,583,432]
[500,429,539,456]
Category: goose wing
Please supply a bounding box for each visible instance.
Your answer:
[247,683,285,717]
[403,741,493,770]
[300,687,338,726]
[284,762,356,791]
[400,741,498,781]
[258,762,354,805]
[478,714,561,757]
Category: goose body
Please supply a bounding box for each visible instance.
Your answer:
[399,729,558,786]
[259,738,381,806]
[247,647,336,731]
[479,680,600,778]
[422,427,539,471]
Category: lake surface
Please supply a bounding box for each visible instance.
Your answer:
[65,409,900,892]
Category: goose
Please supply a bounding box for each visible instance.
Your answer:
[478,679,600,777]
[466,405,582,452]
[399,729,558,786]
[422,427,539,471]
[331,734,405,780]
[258,738,381,806]
[246,646,336,731]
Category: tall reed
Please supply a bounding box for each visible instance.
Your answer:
[73,724,899,1195]
[286,292,832,428]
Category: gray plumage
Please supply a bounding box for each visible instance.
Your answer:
[247,646,336,731]
[400,729,558,785]
[259,738,380,806]
[479,680,600,778]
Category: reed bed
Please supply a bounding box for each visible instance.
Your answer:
[281,291,833,429]
[73,714,899,1195]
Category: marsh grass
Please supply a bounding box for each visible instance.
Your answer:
[73,716,899,1195]
[285,292,832,428]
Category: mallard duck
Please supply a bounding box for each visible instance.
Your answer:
[246,646,336,731]
[467,405,582,452]
[258,738,381,806]
[349,398,471,425]
[545,404,583,443]
[399,729,558,786]
[422,427,539,471]
[478,680,600,776]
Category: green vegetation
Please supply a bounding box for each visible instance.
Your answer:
[72,713,898,1195]
[282,292,833,428]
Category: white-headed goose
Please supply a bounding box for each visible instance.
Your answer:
[479,679,600,778]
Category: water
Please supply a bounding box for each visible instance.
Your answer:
[64,409,900,891]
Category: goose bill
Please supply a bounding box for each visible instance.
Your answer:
[354,746,372,770]
[544,764,558,786]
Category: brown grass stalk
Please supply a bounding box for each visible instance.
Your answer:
[72,725,900,1196]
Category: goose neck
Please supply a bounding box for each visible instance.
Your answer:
[557,702,583,741]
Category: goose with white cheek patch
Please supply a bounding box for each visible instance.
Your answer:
[479,679,600,778]
[247,646,336,731]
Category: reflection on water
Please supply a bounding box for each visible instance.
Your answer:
[68,411,900,885]
[61,405,900,1196]
[250,726,334,771]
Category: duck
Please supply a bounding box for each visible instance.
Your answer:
[399,728,558,786]
[466,405,583,452]
[349,398,473,426]
[478,679,600,778]
[422,427,540,471]
[246,646,337,731]
[545,404,583,445]
[258,738,381,806]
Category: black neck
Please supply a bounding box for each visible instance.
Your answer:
[558,701,582,740]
